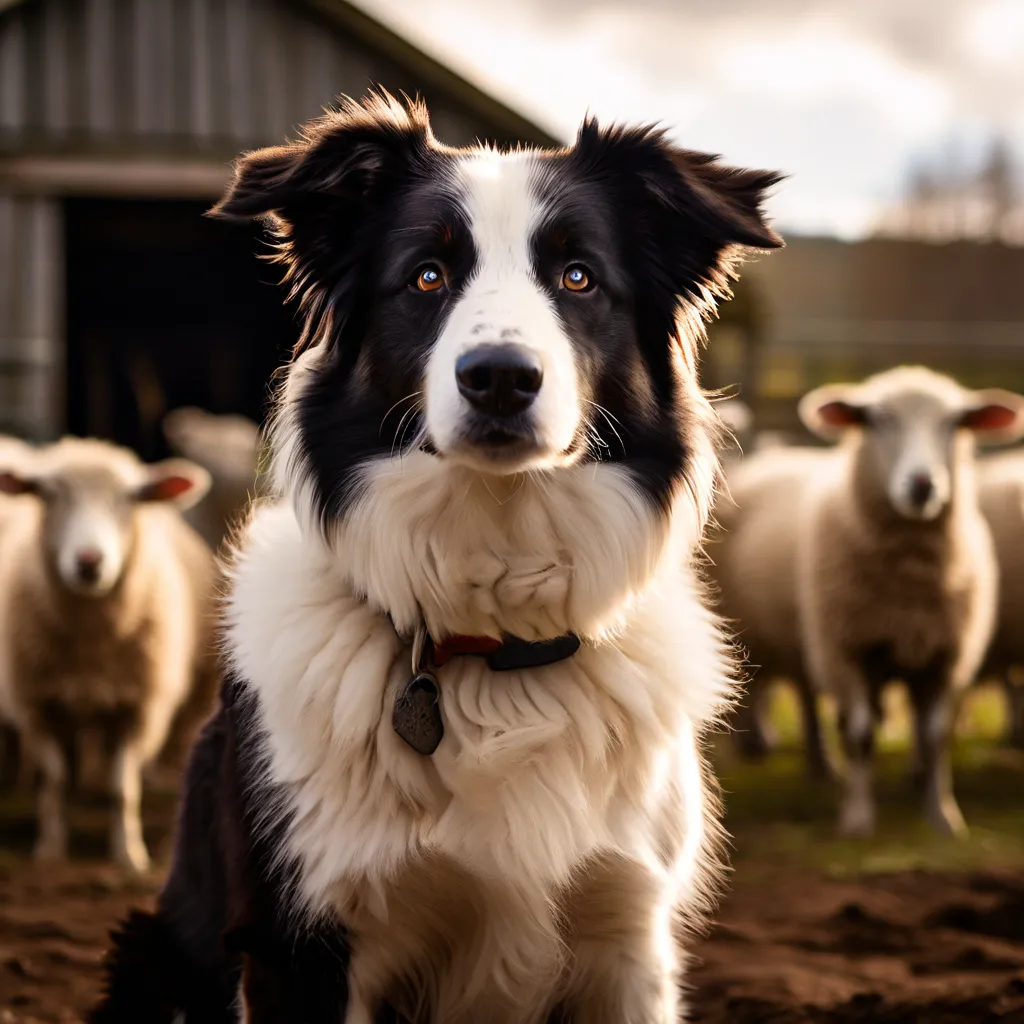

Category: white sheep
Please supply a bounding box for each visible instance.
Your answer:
[0,437,219,871]
[0,435,34,789]
[977,451,1024,747]
[162,407,263,551]
[796,366,1024,837]
[709,446,837,778]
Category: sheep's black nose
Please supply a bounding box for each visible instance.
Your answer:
[455,344,542,417]
[76,548,103,584]
[908,473,935,507]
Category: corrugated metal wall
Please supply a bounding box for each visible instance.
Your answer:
[0,194,62,439]
[0,0,504,438]
[0,0,483,153]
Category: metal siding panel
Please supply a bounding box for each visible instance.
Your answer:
[258,0,291,141]
[130,0,155,133]
[224,0,253,141]
[84,0,117,136]
[151,0,177,137]
[298,15,337,124]
[187,0,214,139]
[41,0,70,135]
[0,194,16,348]
[0,8,28,133]
[205,0,230,140]
[328,29,365,103]
[0,196,62,439]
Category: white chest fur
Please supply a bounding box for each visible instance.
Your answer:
[226,462,732,1019]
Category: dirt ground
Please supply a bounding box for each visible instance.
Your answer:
[1,685,1022,1022]
[2,859,1023,1023]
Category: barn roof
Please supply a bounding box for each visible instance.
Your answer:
[0,0,561,197]
[305,0,560,148]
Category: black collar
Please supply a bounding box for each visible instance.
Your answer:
[429,631,581,671]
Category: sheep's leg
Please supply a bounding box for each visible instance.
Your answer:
[795,675,837,782]
[1006,669,1024,749]
[31,733,68,862]
[0,725,22,793]
[909,685,966,838]
[109,743,150,872]
[732,679,776,759]
[836,688,877,837]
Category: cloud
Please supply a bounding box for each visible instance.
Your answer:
[359,0,1024,238]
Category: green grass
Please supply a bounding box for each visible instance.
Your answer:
[713,684,1024,879]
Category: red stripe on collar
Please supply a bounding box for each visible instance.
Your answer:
[430,634,503,668]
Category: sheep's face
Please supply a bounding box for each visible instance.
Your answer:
[0,448,210,598]
[799,368,1024,523]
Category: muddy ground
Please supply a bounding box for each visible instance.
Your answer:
[1,686,1022,1022]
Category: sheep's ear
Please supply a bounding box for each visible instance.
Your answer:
[0,470,38,496]
[798,385,866,440]
[959,389,1024,442]
[136,459,211,510]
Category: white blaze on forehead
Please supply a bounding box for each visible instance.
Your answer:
[455,150,543,272]
[424,149,581,465]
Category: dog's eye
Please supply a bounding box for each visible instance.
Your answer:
[415,265,446,293]
[562,265,592,292]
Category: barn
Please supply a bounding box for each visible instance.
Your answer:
[0,0,558,455]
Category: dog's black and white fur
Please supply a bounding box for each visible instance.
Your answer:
[92,93,782,1024]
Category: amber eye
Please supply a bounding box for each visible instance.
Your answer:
[416,265,445,292]
[562,265,591,292]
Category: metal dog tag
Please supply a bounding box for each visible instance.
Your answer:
[393,624,444,755]
[392,672,444,755]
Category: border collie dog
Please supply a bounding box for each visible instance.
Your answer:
[93,93,781,1024]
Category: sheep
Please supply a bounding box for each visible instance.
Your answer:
[0,437,219,871]
[796,366,1024,837]
[162,407,263,551]
[708,446,837,779]
[0,435,34,790]
[977,451,1024,747]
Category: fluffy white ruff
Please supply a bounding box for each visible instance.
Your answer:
[226,456,732,1019]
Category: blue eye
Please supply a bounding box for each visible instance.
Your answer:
[562,265,591,292]
[416,265,445,292]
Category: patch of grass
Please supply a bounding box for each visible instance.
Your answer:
[713,683,1024,879]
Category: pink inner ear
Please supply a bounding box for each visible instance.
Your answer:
[962,405,1018,431]
[148,475,194,501]
[0,472,27,495]
[816,401,862,428]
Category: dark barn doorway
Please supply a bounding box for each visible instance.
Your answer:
[65,198,298,461]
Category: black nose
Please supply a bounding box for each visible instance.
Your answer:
[908,473,935,507]
[455,344,543,417]
[76,548,103,584]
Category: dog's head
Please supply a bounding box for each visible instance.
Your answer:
[212,93,780,520]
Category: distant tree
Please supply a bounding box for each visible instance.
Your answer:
[875,135,1023,244]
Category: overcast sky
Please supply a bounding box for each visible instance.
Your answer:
[358,0,1024,239]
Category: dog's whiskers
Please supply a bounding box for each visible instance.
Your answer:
[582,400,627,458]
[380,392,423,439]
[391,403,424,459]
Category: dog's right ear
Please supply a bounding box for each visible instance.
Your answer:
[208,144,305,222]
[208,93,433,355]
[208,92,432,225]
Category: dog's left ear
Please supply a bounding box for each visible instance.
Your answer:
[573,120,783,323]
[667,149,785,252]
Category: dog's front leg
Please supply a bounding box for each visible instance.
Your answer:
[235,931,350,1024]
[558,856,681,1024]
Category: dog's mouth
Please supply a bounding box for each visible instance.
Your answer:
[438,414,555,472]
